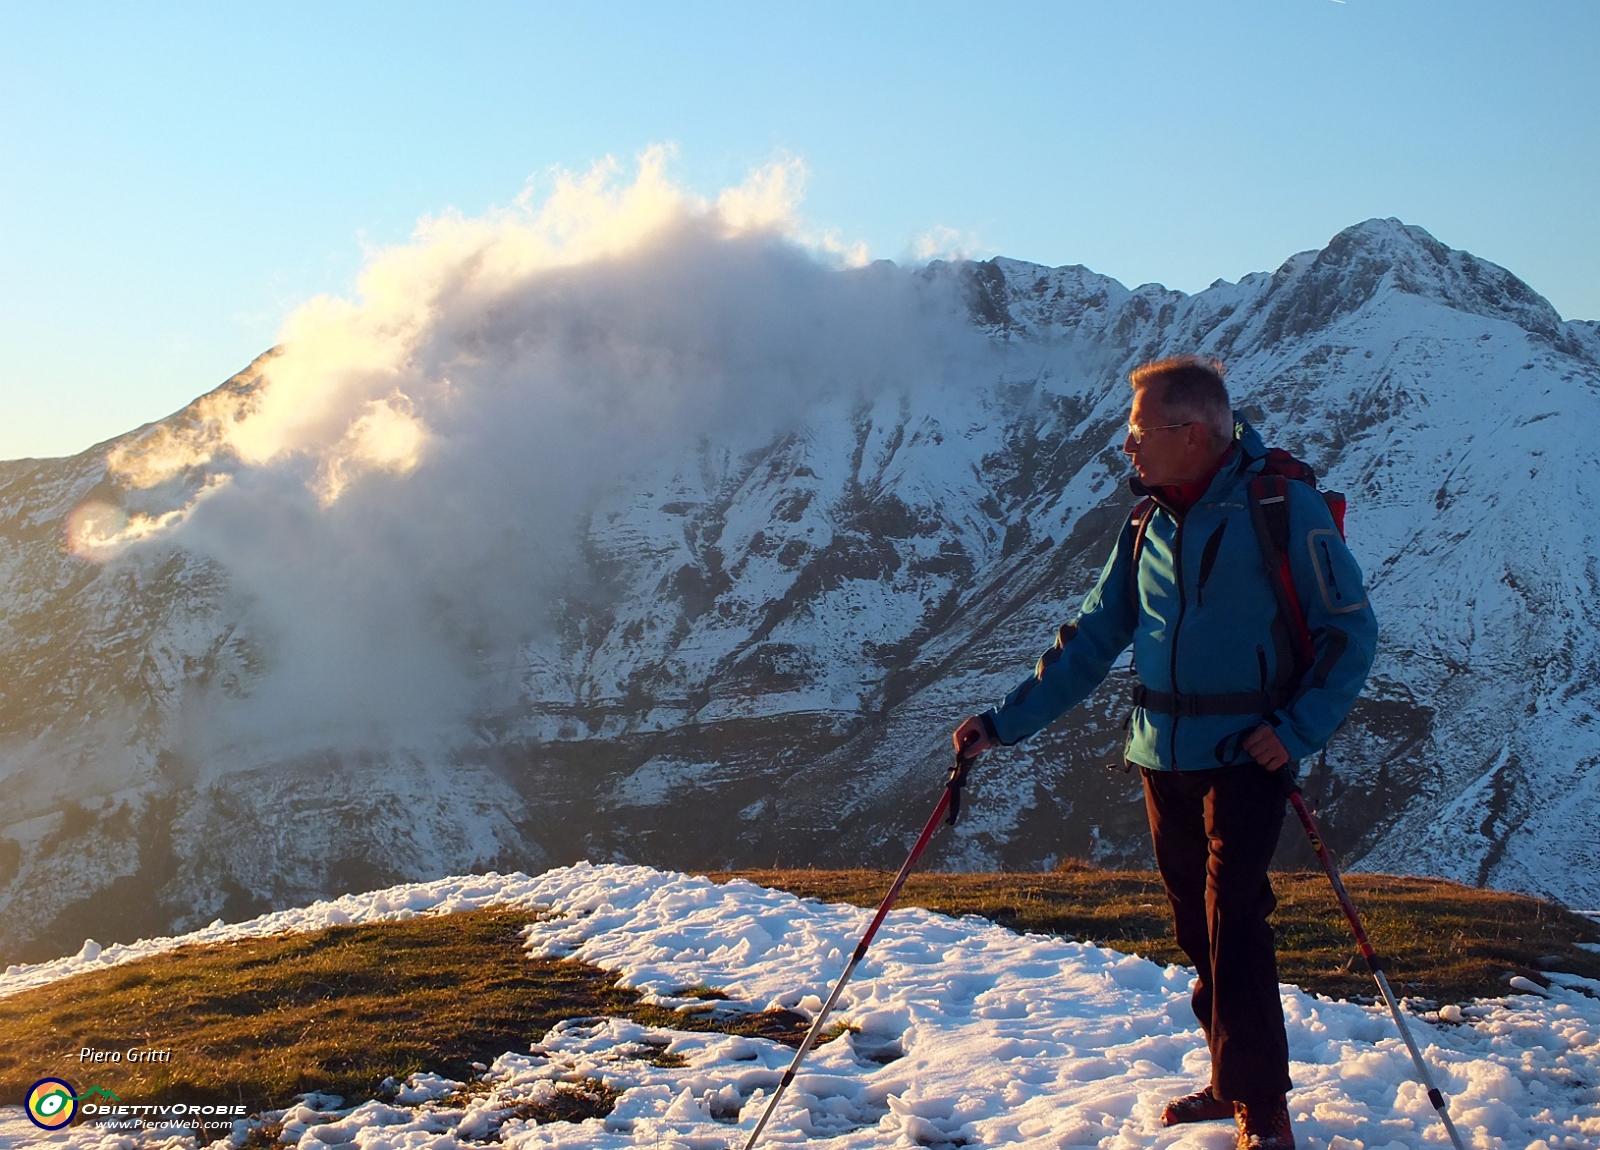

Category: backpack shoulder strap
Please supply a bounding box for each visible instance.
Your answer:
[1255,443,1350,541]
[1246,474,1314,671]
[1129,497,1156,568]
[1123,497,1156,624]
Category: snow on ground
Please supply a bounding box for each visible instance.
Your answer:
[3,864,1597,1149]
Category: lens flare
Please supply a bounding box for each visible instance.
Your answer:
[66,501,128,558]
[67,476,233,561]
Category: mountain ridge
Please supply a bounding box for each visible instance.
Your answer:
[2,217,1597,964]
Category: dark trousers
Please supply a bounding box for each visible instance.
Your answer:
[1142,764,1293,1104]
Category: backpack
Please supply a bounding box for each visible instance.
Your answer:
[1128,446,1346,676]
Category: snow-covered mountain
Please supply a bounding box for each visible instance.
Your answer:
[2,217,1597,962]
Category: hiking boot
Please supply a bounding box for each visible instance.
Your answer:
[1234,1096,1295,1150]
[1160,1085,1233,1126]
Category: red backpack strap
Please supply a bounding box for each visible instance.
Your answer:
[1257,444,1349,541]
[1247,474,1314,672]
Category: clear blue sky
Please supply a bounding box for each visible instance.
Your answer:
[2,1,1595,460]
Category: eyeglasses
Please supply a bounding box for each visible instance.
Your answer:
[1125,421,1195,444]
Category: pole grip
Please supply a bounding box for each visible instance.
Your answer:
[947,729,981,826]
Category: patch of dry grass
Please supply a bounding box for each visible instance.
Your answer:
[711,867,1600,1004]
[6,869,1595,1140]
[0,907,818,1124]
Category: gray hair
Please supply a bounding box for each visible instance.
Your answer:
[1129,356,1234,448]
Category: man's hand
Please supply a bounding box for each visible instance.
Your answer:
[1242,724,1290,771]
[952,716,993,760]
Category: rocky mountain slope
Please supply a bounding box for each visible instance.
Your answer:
[3,218,1597,962]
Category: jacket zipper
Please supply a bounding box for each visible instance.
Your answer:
[1167,511,1187,767]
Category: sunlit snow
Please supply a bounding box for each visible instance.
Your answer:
[3,865,1596,1148]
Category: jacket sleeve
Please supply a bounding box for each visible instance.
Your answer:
[984,515,1138,746]
[1266,484,1378,760]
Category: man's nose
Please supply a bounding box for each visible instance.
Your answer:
[1122,431,1137,455]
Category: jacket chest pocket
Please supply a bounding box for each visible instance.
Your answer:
[1195,520,1228,605]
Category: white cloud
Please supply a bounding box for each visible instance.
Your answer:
[908,224,986,264]
[72,148,978,748]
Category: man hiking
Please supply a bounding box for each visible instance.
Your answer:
[953,356,1377,1150]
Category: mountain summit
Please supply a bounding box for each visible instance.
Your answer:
[1,218,1596,963]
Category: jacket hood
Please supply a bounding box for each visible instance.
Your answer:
[1234,411,1269,463]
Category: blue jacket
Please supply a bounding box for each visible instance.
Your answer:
[984,417,1377,770]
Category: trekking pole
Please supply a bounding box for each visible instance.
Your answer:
[741,737,980,1150]
[1278,770,1469,1150]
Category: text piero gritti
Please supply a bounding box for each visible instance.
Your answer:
[79,1046,174,1063]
